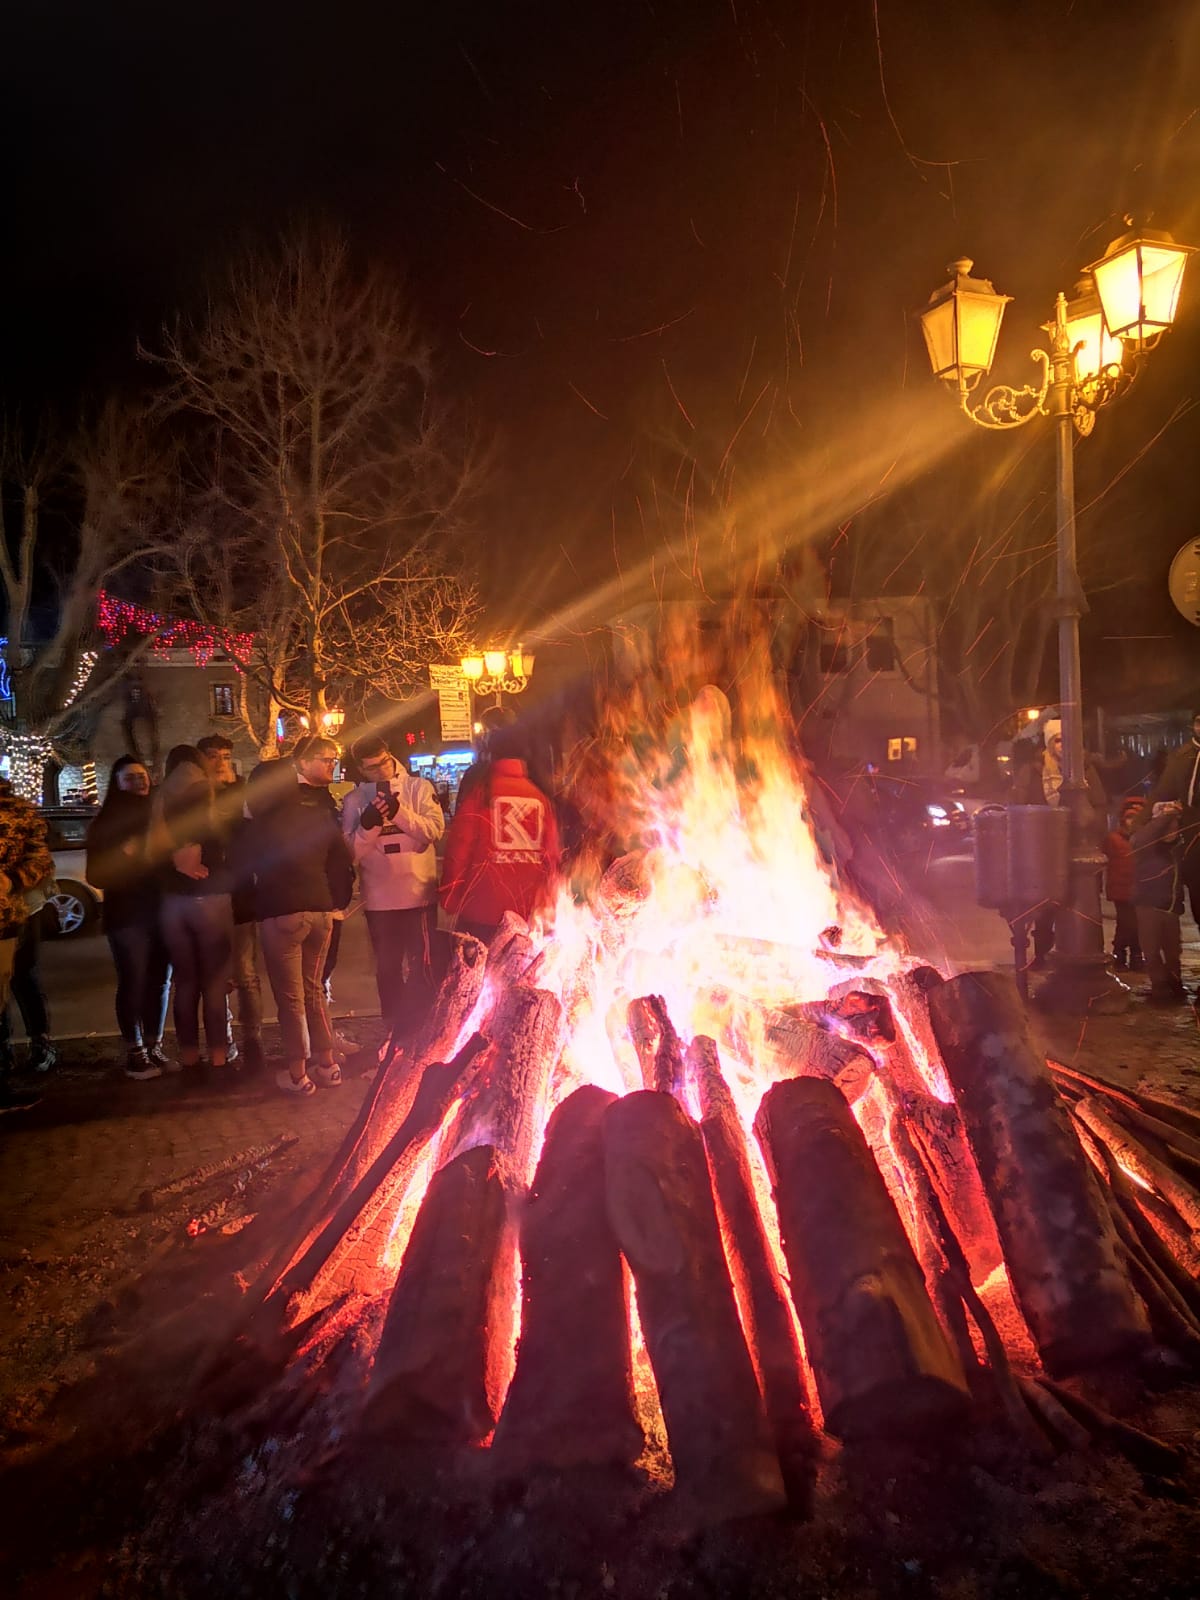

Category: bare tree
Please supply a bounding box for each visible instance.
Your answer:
[0,402,173,796]
[148,228,484,751]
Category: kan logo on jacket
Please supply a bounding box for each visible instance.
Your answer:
[492,796,544,862]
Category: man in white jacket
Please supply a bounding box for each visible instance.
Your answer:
[342,734,445,1040]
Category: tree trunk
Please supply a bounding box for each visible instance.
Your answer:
[493,1085,643,1473]
[364,1144,507,1445]
[687,1037,816,1514]
[754,1077,970,1442]
[603,1090,786,1522]
[927,970,1151,1375]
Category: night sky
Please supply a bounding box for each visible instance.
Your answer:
[4,0,1200,651]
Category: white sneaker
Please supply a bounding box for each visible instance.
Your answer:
[332,1032,359,1058]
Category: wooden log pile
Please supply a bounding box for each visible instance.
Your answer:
[225,948,1195,1523]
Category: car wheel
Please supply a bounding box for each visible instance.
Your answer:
[47,884,97,937]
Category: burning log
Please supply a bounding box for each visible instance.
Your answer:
[1050,1059,1200,1145]
[627,995,686,1097]
[493,1086,643,1473]
[902,1093,1004,1284]
[754,1077,970,1442]
[485,912,537,987]
[364,1144,507,1444]
[270,1034,487,1314]
[687,1035,816,1515]
[928,971,1151,1376]
[1072,1098,1200,1238]
[757,1004,873,1103]
[603,1090,786,1521]
[448,986,563,1187]
[355,930,489,1176]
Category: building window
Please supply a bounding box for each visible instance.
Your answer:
[212,684,235,718]
[865,618,896,673]
[887,736,918,763]
[819,641,854,674]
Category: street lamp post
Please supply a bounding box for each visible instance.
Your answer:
[460,645,535,708]
[921,222,1194,1014]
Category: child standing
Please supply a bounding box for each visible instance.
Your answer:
[1104,799,1145,971]
[1131,800,1186,1004]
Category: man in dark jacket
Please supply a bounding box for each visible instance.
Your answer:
[1131,801,1186,1004]
[233,761,354,1096]
[294,736,355,1052]
[1150,711,1200,929]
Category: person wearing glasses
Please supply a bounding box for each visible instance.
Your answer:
[294,736,356,1053]
[342,734,445,1044]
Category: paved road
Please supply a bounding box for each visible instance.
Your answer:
[25,909,382,1042]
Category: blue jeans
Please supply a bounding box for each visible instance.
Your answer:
[107,922,172,1049]
[160,894,233,1055]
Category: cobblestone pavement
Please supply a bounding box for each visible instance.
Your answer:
[0,1021,385,1428]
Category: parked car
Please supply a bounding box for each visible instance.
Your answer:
[43,807,102,937]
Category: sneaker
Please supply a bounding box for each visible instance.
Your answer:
[276,1069,316,1097]
[125,1049,163,1081]
[29,1037,57,1074]
[310,1061,342,1088]
[146,1043,181,1074]
[332,1032,359,1059]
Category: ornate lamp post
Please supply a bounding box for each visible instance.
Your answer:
[460,645,535,708]
[921,222,1194,1013]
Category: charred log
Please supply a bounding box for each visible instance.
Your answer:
[449,986,564,1189]
[928,970,1150,1376]
[493,1086,643,1473]
[604,1090,786,1521]
[627,995,686,1097]
[687,1035,816,1515]
[271,1034,487,1314]
[364,1144,507,1445]
[754,1077,970,1443]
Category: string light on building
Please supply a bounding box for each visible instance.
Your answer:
[96,591,255,669]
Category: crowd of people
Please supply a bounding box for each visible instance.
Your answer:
[0,718,562,1104]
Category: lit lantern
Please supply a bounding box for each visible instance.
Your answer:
[1059,275,1123,390]
[483,649,508,678]
[919,258,1011,387]
[1088,225,1194,352]
[509,645,535,680]
[460,655,484,681]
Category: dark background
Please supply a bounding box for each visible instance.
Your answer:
[3,0,1199,671]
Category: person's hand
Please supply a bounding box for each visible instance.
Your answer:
[172,844,209,881]
[369,793,391,820]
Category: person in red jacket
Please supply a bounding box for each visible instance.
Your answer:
[440,724,561,945]
[1104,797,1145,971]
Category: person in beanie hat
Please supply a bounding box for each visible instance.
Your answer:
[1104,798,1145,971]
[1150,710,1200,933]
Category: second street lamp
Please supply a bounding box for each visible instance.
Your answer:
[920,221,1194,1014]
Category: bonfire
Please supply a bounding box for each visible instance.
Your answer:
[216,631,1197,1532]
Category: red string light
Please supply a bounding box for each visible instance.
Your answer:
[96,591,255,669]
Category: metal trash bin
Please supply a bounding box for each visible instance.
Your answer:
[974,805,1069,911]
